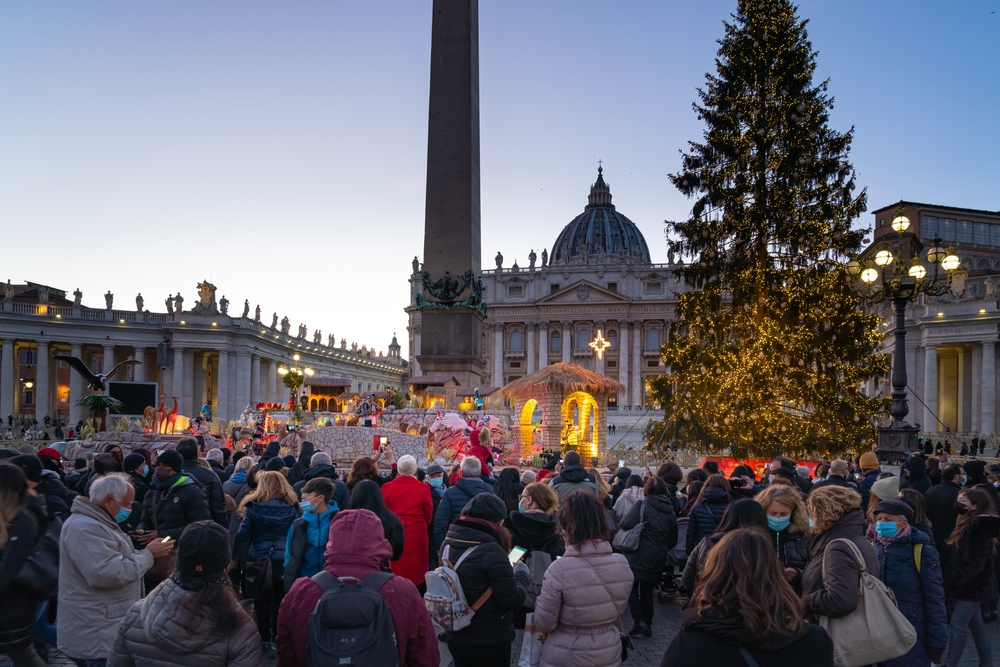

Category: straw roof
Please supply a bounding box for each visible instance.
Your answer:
[500,362,625,399]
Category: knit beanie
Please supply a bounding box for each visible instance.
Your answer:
[858,452,880,472]
[11,455,43,483]
[265,457,286,471]
[177,521,231,583]
[461,492,507,523]
[870,476,899,502]
[157,450,184,473]
[122,453,146,474]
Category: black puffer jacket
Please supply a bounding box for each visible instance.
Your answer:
[286,441,315,487]
[686,486,729,554]
[440,520,528,646]
[126,472,150,506]
[900,456,932,494]
[0,497,48,652]
[945,515,1000,602]
[433,477,496,545]
[141,474,212,540]
[181,460,228,526]
[621,494,678,582]
[37,472,73,520]
[770,528,808,571]
[292,464,350,511]
[504,510,565,558]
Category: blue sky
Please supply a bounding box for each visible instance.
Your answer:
[1,1,997,356]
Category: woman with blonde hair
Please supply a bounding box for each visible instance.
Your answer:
[236,470,299,651]
[504,482,564,557]
[755,484,809,586]
[800,486,878,621]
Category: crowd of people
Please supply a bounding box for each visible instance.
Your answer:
[0,439,999,666]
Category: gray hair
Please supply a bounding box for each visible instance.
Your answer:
[461,456,482,478]
[520,470,537,485]
[89,473,133,504]
[235,456,255,473]
[311,452,332,467]
[796,465,810,477]
[397,455,418,476]
[206,448,224,463]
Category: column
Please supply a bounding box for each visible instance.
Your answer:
[631,323,642,407]
[983,342,996,435]
[133,347,146,383]
[411,326,422,378]
[68,343,83,425]
[192,353,206,414]
[228,353,238,418]
[183,351,195,418]
[216,351,229,423]
[493,325,503,386]
[103,345,115,374]
[537,323,548,370]
[526,324,537,375]
[972,346,982,432]
[250,355,261,404]
[36,342,50,422]
[0,340,13,422]
[172,347,185,407]
[924,345,938,432]
[619,321,630,406]
[236,353,251,413]
[561,322,571,363]
[267,360,277,405]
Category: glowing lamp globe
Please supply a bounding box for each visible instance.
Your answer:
[926,244,945,265]
[908,259,926,280]
[941,251,960,272]
[860,267,879,284]
[891,211,910,233]
[874,249,893,267]
[846,259,862,277]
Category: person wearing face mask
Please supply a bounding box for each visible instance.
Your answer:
[282,478,338,588]
[425,463,448,569]
[754,485,809,591]
[122,453,150,505]
[870,499,947,667]
[58,473,174,667]
[140,450,211,541]
[942,488,1000,667]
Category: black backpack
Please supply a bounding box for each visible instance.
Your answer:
[306,570,398,666]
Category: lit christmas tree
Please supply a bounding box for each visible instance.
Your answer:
[647,0,888,459]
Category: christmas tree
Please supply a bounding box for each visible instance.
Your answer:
[646,0,888,459]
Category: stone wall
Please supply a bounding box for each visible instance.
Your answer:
[307,426,428,465]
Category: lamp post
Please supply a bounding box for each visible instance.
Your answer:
[277,354,314,411]
[845,208,960,461]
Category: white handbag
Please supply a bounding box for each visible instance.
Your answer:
[817,538,917,667]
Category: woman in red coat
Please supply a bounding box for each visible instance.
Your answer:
[381,454,434,587]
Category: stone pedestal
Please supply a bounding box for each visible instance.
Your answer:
[877,422,919,464]
[417,310,486,389]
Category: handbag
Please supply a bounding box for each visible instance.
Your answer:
[14,515,63,599]
[244,540,277,599]
[612,501,645,552]
[816,538,917,667]
[517,612,544,667]
[145,491,177,585]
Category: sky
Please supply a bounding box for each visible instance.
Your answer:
[2,1,998,358]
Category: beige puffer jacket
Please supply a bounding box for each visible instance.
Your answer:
[532,541,634,667]
[108,576,263,667]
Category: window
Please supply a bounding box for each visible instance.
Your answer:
[577,329,591,350]
[608,330,617,350]
[607,360,617,368]
[992,225,1000,247]
[647,360,661,368]
[550,331,561,352]
[957,220,974,245]
[879,219,885,228]
[550,284,560,294]
[510,330,523,352]
[647,329,660,349]
[646,282,662,295]
[921,215,938,241]
[23,391,33,405]
[939,218,955,242]
[976,223,991,246]
[510,362,521,369]
[607,282,618,293]
[19,350,36,365]
[508,285,523,297]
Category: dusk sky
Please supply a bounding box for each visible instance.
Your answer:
[2,1,997,358]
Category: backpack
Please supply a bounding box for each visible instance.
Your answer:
[423,544,493,632]
[14,514,63,599]
[306,570,398,667]
[522,550,553,611]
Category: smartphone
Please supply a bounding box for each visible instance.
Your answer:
[161,535,172,544]
[618,459,625,467]
[508,546,527,566]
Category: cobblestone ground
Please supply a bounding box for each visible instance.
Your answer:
[4,595,996,667]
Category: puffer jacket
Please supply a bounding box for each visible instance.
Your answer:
[141,474,211,540]
[801,509,879,620]
[533,540,633,667]
[432,476,495,545]
[945,514,1000,601]
[550,464,599,502]
[0,497,48,652]
[873,528,947,667]
[613,486,644,523]
[107,576,263,667]
[181,460,228,527]
[685,486,729,555]
[37,471,73,520]
[222,473,251,569]
[58,496,155,660]
[236,498,299,561]
[440,520,529,646]
[621,494,678,583]
[770,527,808,571]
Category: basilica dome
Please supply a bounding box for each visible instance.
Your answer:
[550,168,651,264]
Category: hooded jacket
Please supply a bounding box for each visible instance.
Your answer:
[292,464,351,511]
[660,609,833,667]
[621,493,678,582]
[432,476,496,545]
[504,510,565,558]
[609,467,632,504]
[282,505,337,588]
[58,496,155,660]
[899,457,932,494]
[685,486,730,555]
[945,514,1000,601]
[873,528,947,667]
[613,486,644,523]
[207,459,231,485]
[141,475,212,540]
[37,470,73,520]
[275,510,439,667]
[801,508,879,619]
[0,497,48,651]
[236,497,299,561]
[859,469,881,511]
[923,479,961,560]
[550,464,599,502]
[107,576,263,667]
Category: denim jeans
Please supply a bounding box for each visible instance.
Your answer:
[945,599,993,666]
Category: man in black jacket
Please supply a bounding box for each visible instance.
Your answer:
[925,463,963,566]
[811,460,858,493]
[292,451,350,510]
[176,438,228,526]
[141,449,211,540]
[433,456,495,547]
[286,440,315,487]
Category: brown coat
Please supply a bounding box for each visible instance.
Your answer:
[532,541,633,667]
[801,508,879,620]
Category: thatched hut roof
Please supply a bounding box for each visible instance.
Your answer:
[500,362,625,399]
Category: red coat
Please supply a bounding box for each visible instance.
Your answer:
[275,509,439,667]
[381,475,433,586]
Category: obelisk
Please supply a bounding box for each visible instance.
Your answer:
[416,0,486,388]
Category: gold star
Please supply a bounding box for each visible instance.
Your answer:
[589,330,611,360]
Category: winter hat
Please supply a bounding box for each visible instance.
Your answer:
[0,449,18,460]
[615,467,632,480]
[536,469,551,482]
[282,455,296,468]
[73,458,87,470]
[461,492,507,523]
[93,453,123,476]
[11,455,43,483]
[265,457,286,471]
[870,476,899,502]
[177,521,231,582]
[520,470,537,485]
[963,459,988,485]
[122,453,146,474]
[36,447,62,463]
[157,450,184,473]
[426,463,445,475]
[875,499,914,523]
[858,452,880,472]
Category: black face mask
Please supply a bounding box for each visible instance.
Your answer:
[954,502,970,515]
[154,465,174,483]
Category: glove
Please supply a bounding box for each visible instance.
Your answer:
[927,646,943,664]
[513,560,530,577]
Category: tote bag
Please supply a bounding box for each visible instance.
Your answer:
[517,612,543,667]
[817,538,916,667]
[612,502,644,552]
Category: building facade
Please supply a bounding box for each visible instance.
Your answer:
[406,168,690,408]
[0,281,406,426]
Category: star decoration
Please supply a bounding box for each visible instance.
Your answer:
[589,330,611,360]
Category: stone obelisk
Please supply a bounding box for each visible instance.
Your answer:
[416,0,486,388]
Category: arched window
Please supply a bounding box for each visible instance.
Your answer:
[510,330,523,352]
[577,328,591,350]
[647,329,660,349]
[550,331,561,352]
[607,330,617,350]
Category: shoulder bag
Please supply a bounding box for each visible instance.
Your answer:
[14,515,63,598]
[817,537,916,667]
[612,501,644,552]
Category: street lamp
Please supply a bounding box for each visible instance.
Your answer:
[845,207,960,461]
[278,357,314,409]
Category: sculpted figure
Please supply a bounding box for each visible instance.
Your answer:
[541,248,548,267]
[528,249,537,269]
[166,295,174,315]
[73,288,82,306]
[174,293,184,312]
[254,305,261,322]
[219,296,229,315]
[495,251,503,269]
[271,312,279,329]
[104,291,114,309]
[281,316,290,334]
[313,329,322,344]
[242,299,250,318]
[412,256,420,274]
[135,293,143,311]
